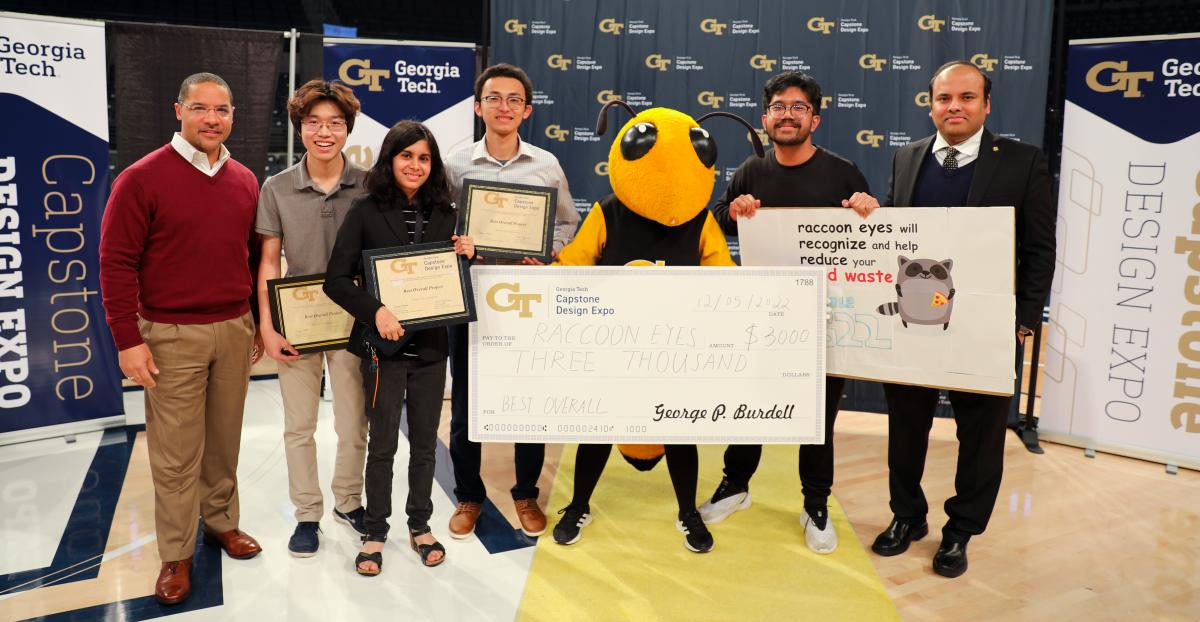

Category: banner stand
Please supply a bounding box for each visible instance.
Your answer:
[1040,32,1200,473]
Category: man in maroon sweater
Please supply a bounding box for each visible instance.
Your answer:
[99,73,265,605]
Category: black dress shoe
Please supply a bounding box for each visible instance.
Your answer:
[933,540,969,578]
[870,518,929,557]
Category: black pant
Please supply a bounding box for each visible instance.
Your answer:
[569,444,699,516]
[447,323,544,503]
[719,376,845,510]
[361,356,446,537]
[882,383,1011,542]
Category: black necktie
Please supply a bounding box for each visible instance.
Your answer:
[942,147,959,171]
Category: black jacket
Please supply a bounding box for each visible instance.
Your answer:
[885,129,1056,330]
[324,193,458,361]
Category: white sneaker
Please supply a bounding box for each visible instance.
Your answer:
[697,478,752,524]
[800,508,838,554]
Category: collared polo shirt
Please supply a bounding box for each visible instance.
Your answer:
[255,153,367,275]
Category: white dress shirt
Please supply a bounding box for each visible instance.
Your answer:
[443,136,580,252]
[931,126,985,169]
[171,132,231,177]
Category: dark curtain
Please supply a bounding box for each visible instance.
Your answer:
[110,23,283,183]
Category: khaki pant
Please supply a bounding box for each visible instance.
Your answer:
[277,348,366,521]
[140,313,254,562]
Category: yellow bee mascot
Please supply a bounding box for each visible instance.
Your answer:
[555,102,764,472]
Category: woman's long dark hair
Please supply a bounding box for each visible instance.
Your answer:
[364,120,452,211]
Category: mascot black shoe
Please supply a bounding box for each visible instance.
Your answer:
[552,100,763,552]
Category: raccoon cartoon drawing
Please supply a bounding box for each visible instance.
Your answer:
[876,256,955,330]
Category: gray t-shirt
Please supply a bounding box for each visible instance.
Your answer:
[255,154,367,275]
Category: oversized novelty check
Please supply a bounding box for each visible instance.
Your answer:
[469,266,826,444]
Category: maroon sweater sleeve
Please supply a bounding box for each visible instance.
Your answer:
[99,169,150,351]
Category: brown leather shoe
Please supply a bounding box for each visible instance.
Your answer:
[448,501,483,539]
[155,557,192,605]
[514,498,547,536]
[204,528,262,559]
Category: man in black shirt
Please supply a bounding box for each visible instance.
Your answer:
[702,71,878,554]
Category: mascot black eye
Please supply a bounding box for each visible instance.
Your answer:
[905,263,924,277]
[620,122,657,161]
[930,264,948,280]
[690,127,717,167]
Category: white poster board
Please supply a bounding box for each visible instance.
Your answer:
[738,207,1015,395]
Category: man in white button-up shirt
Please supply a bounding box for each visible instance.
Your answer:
[442,63,579,541]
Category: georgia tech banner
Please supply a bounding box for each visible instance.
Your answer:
[491,1,1052,225]
[0,13,123,441]
[324,38,475,170]
[1041,32,1200,469]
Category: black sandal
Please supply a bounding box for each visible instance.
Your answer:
[409,527,446,567]
[355,535,386,576]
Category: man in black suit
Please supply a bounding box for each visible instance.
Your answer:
[869,60,1056,578]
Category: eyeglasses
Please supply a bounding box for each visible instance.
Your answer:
[481,95,527,109]
[300,118,348,133]
[766,102,813,117]
[179,102,234,118]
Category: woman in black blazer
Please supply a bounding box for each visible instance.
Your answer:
[324,120,474,574]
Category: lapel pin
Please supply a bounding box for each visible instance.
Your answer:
[992,146,999,151]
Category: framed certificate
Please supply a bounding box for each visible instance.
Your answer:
[266,274,355,353]
[362,241,477,330]
[459,178,557,261]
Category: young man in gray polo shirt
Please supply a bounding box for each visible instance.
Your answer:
[443,63,580,538]
[255,80,369,556]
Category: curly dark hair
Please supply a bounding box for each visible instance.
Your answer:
[364,121,452,210]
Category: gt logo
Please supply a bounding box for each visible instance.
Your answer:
[821,96,832,110]
[1085,60,1155,98]
[503,19,528,35]
[596,89,621,104]
[594,161,609,176]
[484,191,511,208]
[544,124,569,141]
[749,129,770,147]
[856,130,884,148]
[807,17,834,34]
[645,53,672,71]
[345,145,374,168]
[699,18,728,35]
[859,54,888,71]
[625,259,666,267]
[914,91,931,107]
[292,288,318,302]
[547,54,572,70]
[970,53,999,72]
[697,91,725,108]
[749,54,778,71]
[338,59,390,92]
[598,18,625,34]
[389,259,417,275]
[486,283,541,317]
[917,14,945,31]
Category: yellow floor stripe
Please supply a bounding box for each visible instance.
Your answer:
[518,444,899,621]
